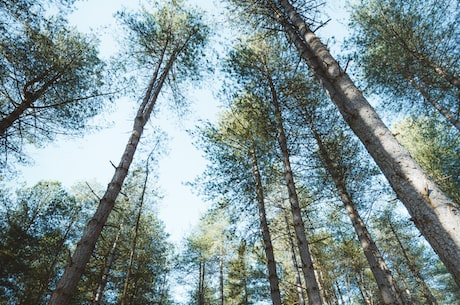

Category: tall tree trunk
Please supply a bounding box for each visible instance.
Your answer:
[92,224,123,305]
[269,0,460,287]
[284,212,306,305]
[198,261,206,305]
[48,45,175,305]
[219,243,224,305]
[387,216,439,305]
[266,67,323,305]
[250,141,283,305]
[305,112,404,304]
[404,74,460,131]
[120,152,152,305]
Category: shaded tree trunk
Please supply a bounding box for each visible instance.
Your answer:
[219,243,224,305]
[268,0,460,287]
[250,140,283,305]
[198,261,206,305]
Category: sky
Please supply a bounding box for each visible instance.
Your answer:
[17,0,350,245]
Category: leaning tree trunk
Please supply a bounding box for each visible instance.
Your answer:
[250,140,283,305]
[48,45,175,305]
[266,68,323,304]
[269,0,460,287]
[305,113,404,304]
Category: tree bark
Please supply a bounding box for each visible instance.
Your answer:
[250,140,283,305]
[270,0,460,287]
[198,261,206,305]
[305,112,404,304]
[219,243,224,305]
[284,212,306,305]
[267,67,323,305]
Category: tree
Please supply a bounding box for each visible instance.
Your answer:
[348,0,460,131]
[0,2,107,167]
[0,181,87,305]
[49,1,209,303]
[195,99,283,305]
[225,36,323,304]
[225,0,460,287]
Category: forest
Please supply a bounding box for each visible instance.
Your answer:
[0,0,459,304]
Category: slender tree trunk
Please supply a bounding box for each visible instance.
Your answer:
[404,74,460,131]
[335,281,345,305]
[284,212,306,305]
[92,224,123,305]
[266,68,323,305]
[270,0,460,287]
[48,46,175,305]
[219,243,224,305]
[305,114,404,304]
[198,261,206,305]
[250,141,283,305]
[120,153,152,305]
[387,216,439,305]
[241,242,249,305]
[356,274,372,305]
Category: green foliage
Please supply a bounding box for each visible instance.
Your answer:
[116,0,209,107]
[0,181,86,305]
[0,2,107,167]
[74,165,173,305]
[348,0,460,118]
[392,116,460,205]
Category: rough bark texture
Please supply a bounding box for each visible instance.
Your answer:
[251,142,283,305]
[272,0,460,287]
